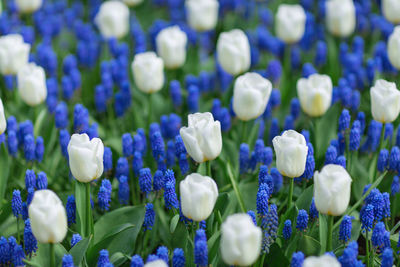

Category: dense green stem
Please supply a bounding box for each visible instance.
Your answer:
[16,218,20,243]
[85,183,92,238]
[227,164,246,212]
[206,160,211,178]
[288,178,294,209]
[374,124,385,181]
[50,243,55,267]
[366,231,370,267]
[147,93,153,132]
[326,215,334,252]
[240,120,247,144]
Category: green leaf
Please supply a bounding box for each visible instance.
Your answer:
[110,252,131,266]
[299,235,321,256]
[319,213,327,254]
[171,221,189,250]
[295,184,313,210]
[0,144,10,204]
[28,243,67,267]
[169,214,180,233]
[74,181,91,238]
[69,236,91,266]
[265,243,290,266]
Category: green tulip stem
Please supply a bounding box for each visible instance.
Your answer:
[50,243,55,267]
[374,123,385,181]
[366,230,370,267]
[16,217,20,243]
[85,182,93,238]
[206,160,211,178]
[326,215,334,252]
[287,178,294,209]
[147,93,153,132]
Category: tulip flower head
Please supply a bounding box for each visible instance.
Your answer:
[370,79,400,123]
[95,1,130,39]
[275,4,306,44]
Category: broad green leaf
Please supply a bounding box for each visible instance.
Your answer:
[319,213,327,254]
[295,184,313,210]
[265,243,290,266]
[169,214,180,233]
[69,236,91,266]
[0,144,10,204]
[74,181,88,237]
[171,221,189,250]
[110,252,131,266]
[28,243,67,267]
[299,235,321,256]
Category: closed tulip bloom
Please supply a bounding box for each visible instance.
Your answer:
[179,112,222,163]
[15,0,42,14]
[370,79,400,123]
[180,173,218,221]
[0,98,6,135]
[217,29,250,76]
[67,133,104,183]
[382,0,400,24]
[17,63,47,107]
[185,0,219,31]
[156,26,188,69]
[123,0,143,7]
[144,260,168,267]
[220,213,262,266]
[132,52,165,94]
[388,26,400,70]
[275,4,306,44]
[314,164,352,216]
[272,130,308,178]
[303,255,340,267]
[0,34,30,75]
[326,0,356,37]
[95,1,129,39]
[28,190,67,243]
[296,74,333,117]
[233,72,272,121]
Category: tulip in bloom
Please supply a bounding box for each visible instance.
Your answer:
[180,112,222,163]
[314,164,352,216]
[370,79,400,123]
[0,98,6,135]
[388,26,400,70]
[28,190,68,243]
[17,63,47,107]
[156,26,188,69]
[296,74,333,117]
[185,0,219,31]
[325,0,356,37]
[220,213,262,266]
[272,130,308,178]
[217,29,250,76]
[180,173,218,221]
[123,0,143,7]
[15,0,42,14]
[233,72,272,121]
[132,52,165,94]
[275,4,306,44]
[303,254,341,267]
[144,260,168,267]
[0,34,30,75]
[95,1,130,39]
[68,133,104,183]
[382,0,400,24]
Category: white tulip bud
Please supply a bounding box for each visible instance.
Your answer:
[15,0,42,14]
[180,112,222,163]
[220,213,262,266]
[370,79,400,123]
[156,26,188,69]
[314,164,352,216]
[272,130,308,178]
[0,34,30,75]
[180,173,218,221]
[217,29,250,76]
[123,0,144,7]
[382,0,400,24]
[275,4,306,44]
[144,260,168,267]
[233,72,272,121]
[17,63,47,107]
[132,52,165,94]
[68,133,104,183]
[185,0,219,31]
[95,1,129,39]
[388,26,400,70]
[28,190,68,244]
[296,73,333,117]
[0,98,6,135]
[326,0,356,37]
[303,254,341,267]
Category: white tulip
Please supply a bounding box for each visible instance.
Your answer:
[68,133,104,183]
[303,254,341,267]
[217,29,250,76]
[382,0,400,24]
[123,0,144,7]
[156,26,188,69]
[0,98,6,135]
[180,112,222,163]
[28,190,68,243]
[370,79,400,123]
[314,164,352,216]
[220,213,262,266]
[180,173,218,221]
[132,52,165,94]
[15,0,42,14]
[0,34,30,75]
[144,260,168,267]
[388,26,400,70]
[185,0,219,31]
[233,72,272,121]
[272,130,308,178]
[275,4,306,44]
[296,73,333,117]
[17,63,47,107]
[326,0,356,37]
[95,1,129,39]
